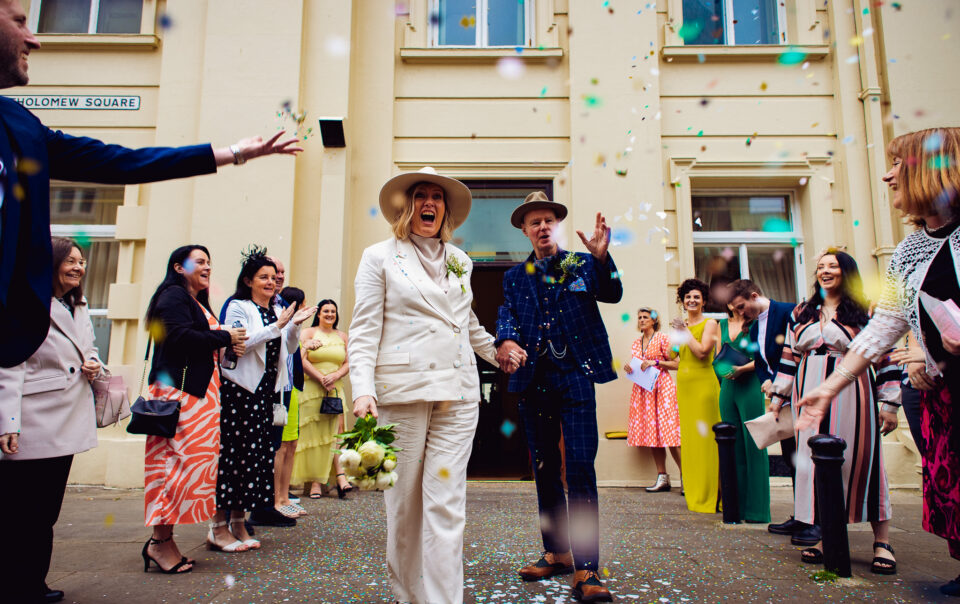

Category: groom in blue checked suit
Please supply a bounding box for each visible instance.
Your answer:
[495,191,621,603]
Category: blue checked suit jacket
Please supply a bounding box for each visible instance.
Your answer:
[0,96,216,367]
[496,250,623,393]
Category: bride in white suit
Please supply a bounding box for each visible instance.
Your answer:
[349,167,520,604]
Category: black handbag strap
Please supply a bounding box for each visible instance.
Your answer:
[138,336,186,403]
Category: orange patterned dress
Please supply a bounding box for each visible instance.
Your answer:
[144,302,222,526]
[627,331,681,447]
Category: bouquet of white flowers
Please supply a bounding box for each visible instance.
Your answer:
[336,413,400,490]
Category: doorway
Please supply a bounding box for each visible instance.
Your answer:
[467,264,531,480]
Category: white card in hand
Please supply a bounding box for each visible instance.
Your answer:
[626,357,660,391]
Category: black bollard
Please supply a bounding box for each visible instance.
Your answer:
[808,434,851,578]
[713,422,740,524]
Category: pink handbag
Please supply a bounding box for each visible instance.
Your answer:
[92,370,132,428]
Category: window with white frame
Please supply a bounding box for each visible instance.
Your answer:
[34,0,142,34]
[681,0,785,45]
[692,193,803,306]
[432,0,533,47]
[50,183,122,360]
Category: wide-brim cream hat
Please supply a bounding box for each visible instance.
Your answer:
[378,167,472,229]
[510,190,568,228]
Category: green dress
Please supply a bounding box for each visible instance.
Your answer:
[716,319,771,523]
[676,319,722,514]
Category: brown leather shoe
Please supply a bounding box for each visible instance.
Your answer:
[518,551,575,581]
[571,570,613,602]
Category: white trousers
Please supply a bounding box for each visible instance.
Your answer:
[379,400,479,604]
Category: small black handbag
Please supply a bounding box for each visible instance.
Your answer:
[126,339,186,438]
[712,342,752,377]
[319,386,343,415]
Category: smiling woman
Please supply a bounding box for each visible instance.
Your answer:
[348,166,498,603]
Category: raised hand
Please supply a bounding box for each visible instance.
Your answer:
[235,131,304,161]
[292,305,318,326]
[576,212,611,262]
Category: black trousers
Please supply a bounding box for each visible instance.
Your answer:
[0,455,74,604]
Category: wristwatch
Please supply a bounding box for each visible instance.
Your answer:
[229,144,246,165]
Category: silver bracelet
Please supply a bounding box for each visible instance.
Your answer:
[834,365,856,382]
[881,403,900,414]
[229,144,246,165]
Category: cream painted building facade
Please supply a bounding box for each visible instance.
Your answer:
[9,0,959,488]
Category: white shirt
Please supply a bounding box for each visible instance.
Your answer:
[757,308,770,369]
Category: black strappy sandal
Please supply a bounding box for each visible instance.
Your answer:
[800,547,823,564]
[142,536,194,574]
[871,542,897,575]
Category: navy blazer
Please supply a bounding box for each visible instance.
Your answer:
[149,286,232,399]
[0,96,216,367]
[496,250,623,393]
[749,299,797,385]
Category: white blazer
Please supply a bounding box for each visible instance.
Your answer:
[0,299,102,460]
[221,299,300,396]
[348,237,497,405]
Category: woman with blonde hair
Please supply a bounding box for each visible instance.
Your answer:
[622,307,681,492]
[798,127,960,595]
[349,167,500,604]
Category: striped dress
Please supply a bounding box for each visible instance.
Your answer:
[772,309,900,525]
[144,303,222,526]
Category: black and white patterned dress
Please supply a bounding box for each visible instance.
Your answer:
[216,304,281,511]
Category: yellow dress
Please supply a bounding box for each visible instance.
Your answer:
[291,329,347,485]
[676,319,721,514]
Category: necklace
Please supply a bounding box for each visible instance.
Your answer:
[640,332,653,358]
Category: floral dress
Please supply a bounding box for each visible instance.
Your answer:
[626,331,680,447]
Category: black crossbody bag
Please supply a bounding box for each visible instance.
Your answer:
[126,339,186,438]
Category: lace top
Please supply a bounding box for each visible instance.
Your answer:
[848,222,960,375]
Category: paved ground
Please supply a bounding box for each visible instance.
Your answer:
[48,483,957,603]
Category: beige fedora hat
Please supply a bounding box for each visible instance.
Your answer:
[510,191,568,228]
[378,167,472,229]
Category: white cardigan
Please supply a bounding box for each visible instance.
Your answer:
[348,237,497,405]
[221,299,300,395]
[0,299,102,460]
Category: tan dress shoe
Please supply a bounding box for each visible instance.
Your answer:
[518,551,575,581]
[571,569,613,602]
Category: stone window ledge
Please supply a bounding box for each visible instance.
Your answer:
[36,34,160,51]
[662,44,829,63]
[399,47,563,63]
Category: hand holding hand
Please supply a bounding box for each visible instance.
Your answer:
[496,341,527,374]
[353,395,378,419]
[879,409,899,436]
[320,374,337,390]
[0,433,19,455]
[81,359,101,382]
[233,131,303,162]
[576,212,611,262]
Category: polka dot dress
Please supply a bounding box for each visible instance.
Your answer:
[216,303,281,511]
